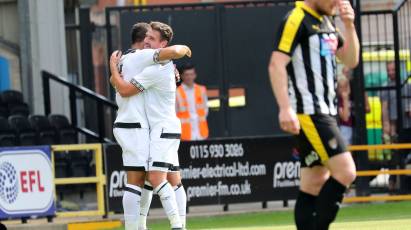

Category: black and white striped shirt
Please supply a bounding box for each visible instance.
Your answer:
[274,2,344,115]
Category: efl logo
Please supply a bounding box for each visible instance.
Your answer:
[0,150,53,215]
[0,162,19,204]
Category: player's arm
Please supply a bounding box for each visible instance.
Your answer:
[157,45,192,62]
[268,7,304,135]
[110,51,142,97]
[336,0,360,68]
[109,75,116,88]
[268,51,296,122]
[129,65,160,96]
[138,45,191,67]
[269,51,299,135]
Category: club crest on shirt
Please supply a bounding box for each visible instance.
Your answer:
[305,151,320,166]
[328,137,338,150]
[320,33,338,56]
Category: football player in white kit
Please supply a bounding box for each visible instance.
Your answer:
[138,22,188,230]
[110,22,191,230]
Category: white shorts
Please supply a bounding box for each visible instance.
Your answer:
[148,127,180,172]
[113,127,150,171]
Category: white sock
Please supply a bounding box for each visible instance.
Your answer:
[174,184,187,228]
[123,184,142,230]
[139,181,153,230]
[154,181,182,229]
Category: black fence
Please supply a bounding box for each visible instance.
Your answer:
[61,0,410,145]
[360,0,411,147]
[51,0,411,204]
[354,0,411,193]
[104,0,296,139]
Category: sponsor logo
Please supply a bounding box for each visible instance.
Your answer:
[0,162,19,204]
[305,151,320,166]
[0,150,53,215]
[320,33,338,56]
[109,170,126,198]
[328,138,338,150]
[273,161,300,188]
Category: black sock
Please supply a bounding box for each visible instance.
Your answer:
[294,190,317,230]
[315,177,347,230]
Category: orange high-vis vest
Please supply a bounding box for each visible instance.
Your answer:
[176,84,209,140]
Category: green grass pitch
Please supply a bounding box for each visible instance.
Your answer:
[110,201,411,229]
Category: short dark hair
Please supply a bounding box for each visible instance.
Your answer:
[178,62,195,74]
[149,21,173,44]
[131,22,150,44]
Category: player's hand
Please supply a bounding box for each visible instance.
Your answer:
[338,0,355,27]
[176,45,191,58]
[184,46,192,58]
[110,50,122,74]
[279,107,300,135]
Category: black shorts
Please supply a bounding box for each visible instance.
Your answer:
[296,114,348,167]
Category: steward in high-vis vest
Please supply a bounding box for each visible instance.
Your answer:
[176,63,209,140]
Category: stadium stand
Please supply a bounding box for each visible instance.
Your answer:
[0,117,17,146]
[49,114,91,177]
[29,114,57,145]
[0,90,29,117]
[8,114,37,146]
[0,103,8,118]
[0,90,24,104]
[48,114,78,144]
[8,102,30,117]
[0,95,90,179]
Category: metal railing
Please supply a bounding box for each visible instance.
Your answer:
[47,142,411,218]
[42,71,117,143]
[52,144,106,217]
[344,143,411,203]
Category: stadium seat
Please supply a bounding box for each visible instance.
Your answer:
[0,104,8,118]
[29,115,70,178]
[8,115,37,146]
[48,114,90,177]
[8,102,30,117]
[0,90,28,118]
[69,152,91,177]
[0,117,17,146]
[29,115,57,145]
[54,152,70,179]
[48,114,78,144]
[0,90,24,105]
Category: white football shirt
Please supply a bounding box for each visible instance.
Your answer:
[131,62,181,134]
[114,49,160,128]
